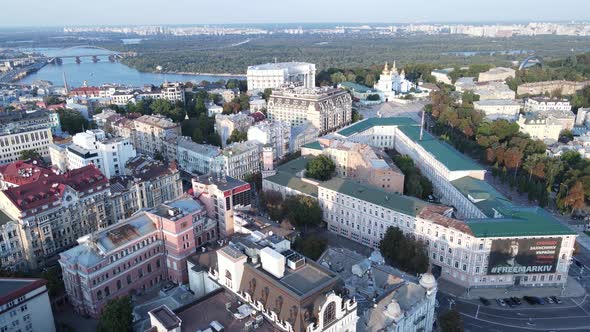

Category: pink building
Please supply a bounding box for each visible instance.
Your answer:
[58,197,217,318]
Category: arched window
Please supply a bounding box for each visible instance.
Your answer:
[105,286,110,296]
[117,280,122,290]
[323,302,336,325]
[97,290,103,300]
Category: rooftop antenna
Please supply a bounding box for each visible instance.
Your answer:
[419,110,425,141]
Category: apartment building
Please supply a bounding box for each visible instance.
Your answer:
[176,137,222,175]
[217,141,261,180]
[267,87,352,134]
[473,99,522,121]
[517,111,575,142]
[0,165,110,270]
[132,115,181,159]
[206,239,358,332]
[59,197,217,318]
[247,121,291,160]
[0,278,56,332]
[49,129,136,178]
[214,113,254,148]
[478,67,515,82]
[108,156,183,223]
[0,160,55,190]
[301,138,405,194]
[246,62,316,92]
[0,111,54,165]
[192,175,251,237]
[524,97,572,112]
[517,80,590,96]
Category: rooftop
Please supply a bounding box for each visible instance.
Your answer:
[0,278,47,306]
[466,206,576,238]
[177,137,221,158]
[339,81,375,93]
[336,117,417,137]
[135,115,178,129]
[263,156,319,197]
[149,305,181,330]
[97,213,157,253]
[194,174,250,192]
[319,177,430,217]
[396,125,484,171]
[247,62,315,71]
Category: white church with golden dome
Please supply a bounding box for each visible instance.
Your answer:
[374,61,415,101]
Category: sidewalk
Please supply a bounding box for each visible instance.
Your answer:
[438,276,585,300]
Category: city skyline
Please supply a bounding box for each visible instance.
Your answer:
[1,0,589,27]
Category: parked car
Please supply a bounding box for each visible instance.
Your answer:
[480,297,491,306]
[551,296,563,304]
[535,297,545,305]
[544,297,554,304]
[511,297,522,305]
[496,298,506,307]
[523,296,537,305]
[504,298,515,307]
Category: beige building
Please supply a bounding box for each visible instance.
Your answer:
[214,113,254,148]
[301,138,404,194]
[0,165,109,270]
[267,87,352,134]
[478,67,516,82]
[517,112,575,142]
[517,80,590,96]
[132,115,181,159]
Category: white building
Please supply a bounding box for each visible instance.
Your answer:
[473,99,522,121]
[247,62,316,92]
[267,87,352,134]
[264,117,577,289]
[0,111,56,165]
[132,115,181,160]
[176,137,222,175]
[217,141,261,180]
[0,278,56,332]
[524,97,572,113]
[374,62,415,101]
[517,111,575,142]
[207,103,223,117]
[51,129,136,178]
[247,121,291,160]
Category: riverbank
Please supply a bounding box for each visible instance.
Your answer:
[170,71,246,78]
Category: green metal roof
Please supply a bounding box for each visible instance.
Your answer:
[466,207,576,238]
[397,125,484,171]
[450,176,512,218]
[319,177,430,217]
[301,141,323,151]
[336,117,417,137]
[264,157,318,197]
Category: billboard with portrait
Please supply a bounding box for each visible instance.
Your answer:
[487,238,562,275]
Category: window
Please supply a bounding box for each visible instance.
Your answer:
[20,304,26,312]
[323,302,336,326]
[117,280,122,290]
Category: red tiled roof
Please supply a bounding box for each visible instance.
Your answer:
[249,111,266,122]
[2,165,108,212]
[0,160,55,187]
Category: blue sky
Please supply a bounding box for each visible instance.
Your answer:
[1,0,588,26]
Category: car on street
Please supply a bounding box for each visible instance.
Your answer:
[496,298,506,307]
[480,297,491,306]
[523,296,537,305]
[535,297,545,305]
[511,297,522,305]
[504,298,515,307]
[551,296,563,304]
[544,297,554,304]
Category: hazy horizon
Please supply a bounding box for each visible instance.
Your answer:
[1,0,588,27]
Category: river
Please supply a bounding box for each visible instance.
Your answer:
[17,47,244,87]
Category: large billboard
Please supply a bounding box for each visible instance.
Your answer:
[487,238,562,275]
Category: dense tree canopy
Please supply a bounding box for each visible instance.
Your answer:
[390,154,433,200]
[283,195,323,230]
[58,108,89,135]
[226,129,248,145]
[19,149,42,161]
[380,226,429,275]
[293,235,327,260]
[439,309,464,332]
[305,155,336,181]
[97,296,133,332]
